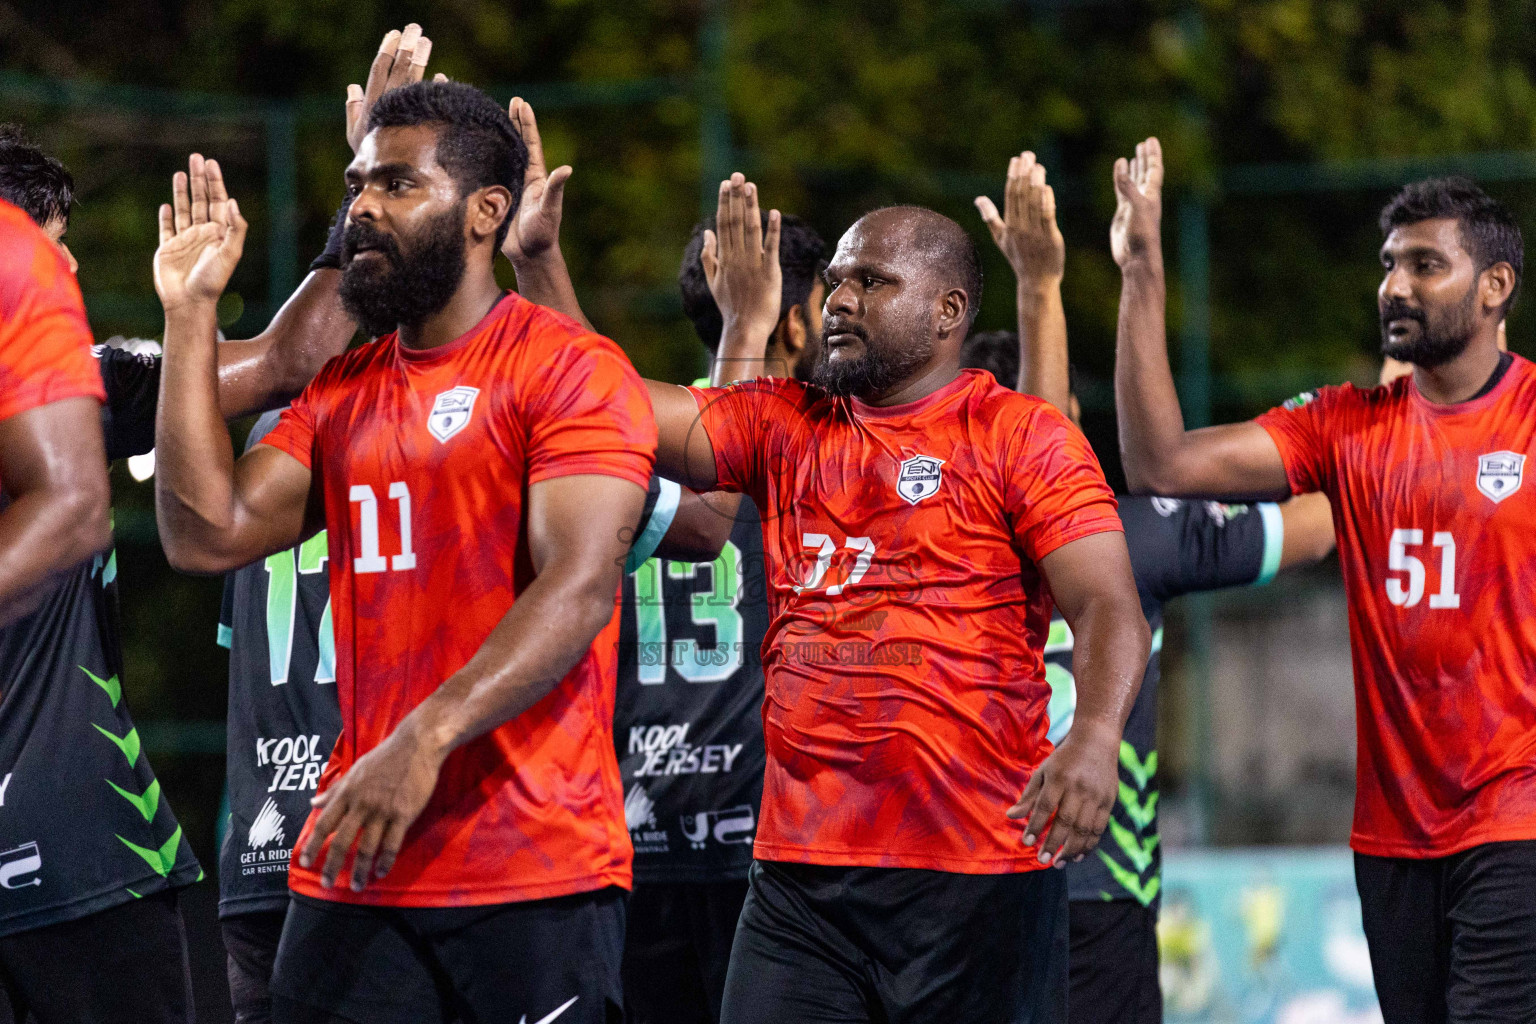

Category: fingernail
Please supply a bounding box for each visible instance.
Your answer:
[1053,860,1066,870]
[1038,850,1051,864]
[1023,833,1036,845]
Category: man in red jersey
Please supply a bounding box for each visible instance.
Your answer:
[0,198,109,624]
[152,81,657,1024]
[1112,137,1536,1021]
[642,200,1152,1023]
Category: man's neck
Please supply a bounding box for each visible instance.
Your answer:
[398,264,505,352]
[861,357,961,408]
[1411,330,1504,405]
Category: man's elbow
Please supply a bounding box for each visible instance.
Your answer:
[57,478,112,566]
[157,523,243,577]
[1120,448,1192,497]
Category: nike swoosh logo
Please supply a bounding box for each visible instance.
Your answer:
[519,995,578,1024]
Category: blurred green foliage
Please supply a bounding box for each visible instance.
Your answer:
[6,0,1536,859]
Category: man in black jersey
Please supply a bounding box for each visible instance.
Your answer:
[971,152,1336,1024]
[0,29,432,1018]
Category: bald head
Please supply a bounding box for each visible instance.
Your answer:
[814,205,980,403]
[859,206,983,327]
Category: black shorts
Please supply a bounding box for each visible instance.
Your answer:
[1356,840,1536,1024]
[270,888,625,1024]
[1067,899,1160,1024]
[720,860,1067,1024]
[623,879,748,1024]
[0,888,192,1024]
[224,908,289,1024]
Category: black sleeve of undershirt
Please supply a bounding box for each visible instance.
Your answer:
[1119,495,1272,604]
[97,346,162,461]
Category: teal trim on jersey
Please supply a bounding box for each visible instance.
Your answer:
[216,623,233,650]
[625,477,681,574]
[1254,502,1284,586]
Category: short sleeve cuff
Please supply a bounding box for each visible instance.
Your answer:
[1253,502,1284,586]
[527,454,655,492]
[258,429,313,470]
[0,375,105,424]
[1255,416,1309,498]
[686,385,736,492]
[1027,503,1124,563]
[625,477,681,573]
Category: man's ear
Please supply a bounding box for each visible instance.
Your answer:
[469,186,515,243]
[1482,262,1517,315]
[937,288,968,337]
[779,303,808,357]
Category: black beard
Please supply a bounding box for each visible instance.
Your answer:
[811,319,934,399]
[339,206,467,338]
[1379,285,1478,370]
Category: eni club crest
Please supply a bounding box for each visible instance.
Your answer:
[896,455,945,505]
[428,386,480,443]
[1476,451,1525,503]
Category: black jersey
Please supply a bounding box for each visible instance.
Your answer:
[217,410,342,918]
[1052,497,1282,906]
[615,478,768,884]
[0,348,199,938]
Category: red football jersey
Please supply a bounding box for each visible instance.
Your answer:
[687,369,1122,872]
[0,198,101,425]
[262,293,657,906]
[1258,357,1536,857]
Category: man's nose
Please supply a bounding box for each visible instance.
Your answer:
[1380,266,1413,303]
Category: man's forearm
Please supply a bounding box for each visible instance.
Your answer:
[512,251,593,332]
[1113,257,1188,492]
[402,568,618,760]
[1063,592,1149,742]
[216,269,353,420]
[1016,278,1070,413]
[156,302,243,571]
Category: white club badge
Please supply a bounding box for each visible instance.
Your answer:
[428,386,480,444]
[1476,450,1525,503]
[896,454,945,505]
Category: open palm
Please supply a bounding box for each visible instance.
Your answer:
[152,155,247,311]
[501,97,572,264]
[1110,137,1164,268]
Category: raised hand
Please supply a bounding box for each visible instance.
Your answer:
[501,97,573,265]
[1111,137,1164,269]
[975,151,1065,287]
[702,173,782,344]
[153,154,247,311]
[346,25,434,153]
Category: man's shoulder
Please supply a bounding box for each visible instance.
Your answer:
[309,336,392,391]
[507,296,642,376]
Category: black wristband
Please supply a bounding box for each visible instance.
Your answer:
[308,196,351,273]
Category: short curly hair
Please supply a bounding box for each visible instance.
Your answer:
[679,213,827,353]
[1380,176,1523,317]
[366,82,529,249]
[0,124,74,228]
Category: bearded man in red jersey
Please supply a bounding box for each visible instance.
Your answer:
[152,80,657,1024]
[641,197,1152,1023]
[1113,137,1536,1023]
